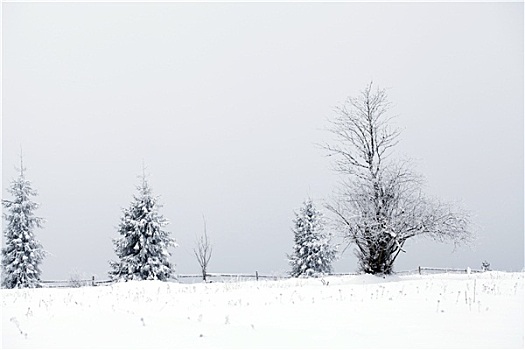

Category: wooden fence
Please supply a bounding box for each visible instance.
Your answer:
[41,277,113,288]
[39,272,284,288]
[416,266,483,274]
[38,267,485,288]
[177,272,284,283]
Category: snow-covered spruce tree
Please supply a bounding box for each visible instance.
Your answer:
[288,199,336,277]
[1,161,45,289]
[109,172,176,281]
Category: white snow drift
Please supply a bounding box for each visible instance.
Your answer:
[1,272,523,348]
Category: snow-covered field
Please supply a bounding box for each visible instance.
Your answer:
[1,272,523,349]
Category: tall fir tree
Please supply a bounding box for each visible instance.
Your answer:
[289,199,336,277]
[109,171,176,281]
[1,157,45,288]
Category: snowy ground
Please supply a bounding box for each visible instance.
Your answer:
[1,272,523,349]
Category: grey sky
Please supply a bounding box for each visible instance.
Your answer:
[2,2,523,280]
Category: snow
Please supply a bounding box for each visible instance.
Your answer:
[109,175,175,282]
[2,272,523,348]
[289,199,335,277]
[2,170,45,289]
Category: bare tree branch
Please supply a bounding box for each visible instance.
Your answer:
[324,82,472,274]
[193,215,213,282]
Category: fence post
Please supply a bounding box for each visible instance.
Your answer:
[256,271,259,281]
[418,266,421,275]
[92,276,95,287]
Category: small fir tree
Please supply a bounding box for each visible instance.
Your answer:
[289,199,336,277]
[109,172,176,281]
[1,159,45,288]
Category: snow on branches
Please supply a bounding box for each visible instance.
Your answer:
[109,173,176,281]
[289,199,336,277]
[325,82,471,274]
[1,163,45,289]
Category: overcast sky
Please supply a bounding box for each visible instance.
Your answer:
[2,2,523,280]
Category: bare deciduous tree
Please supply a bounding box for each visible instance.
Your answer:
[325,82,472,274]
[194,216,213,282]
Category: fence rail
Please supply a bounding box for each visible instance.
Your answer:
[174,272,285,284]
[40,277,113,288]
[417,266,483,274]
[37,266,485,288]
